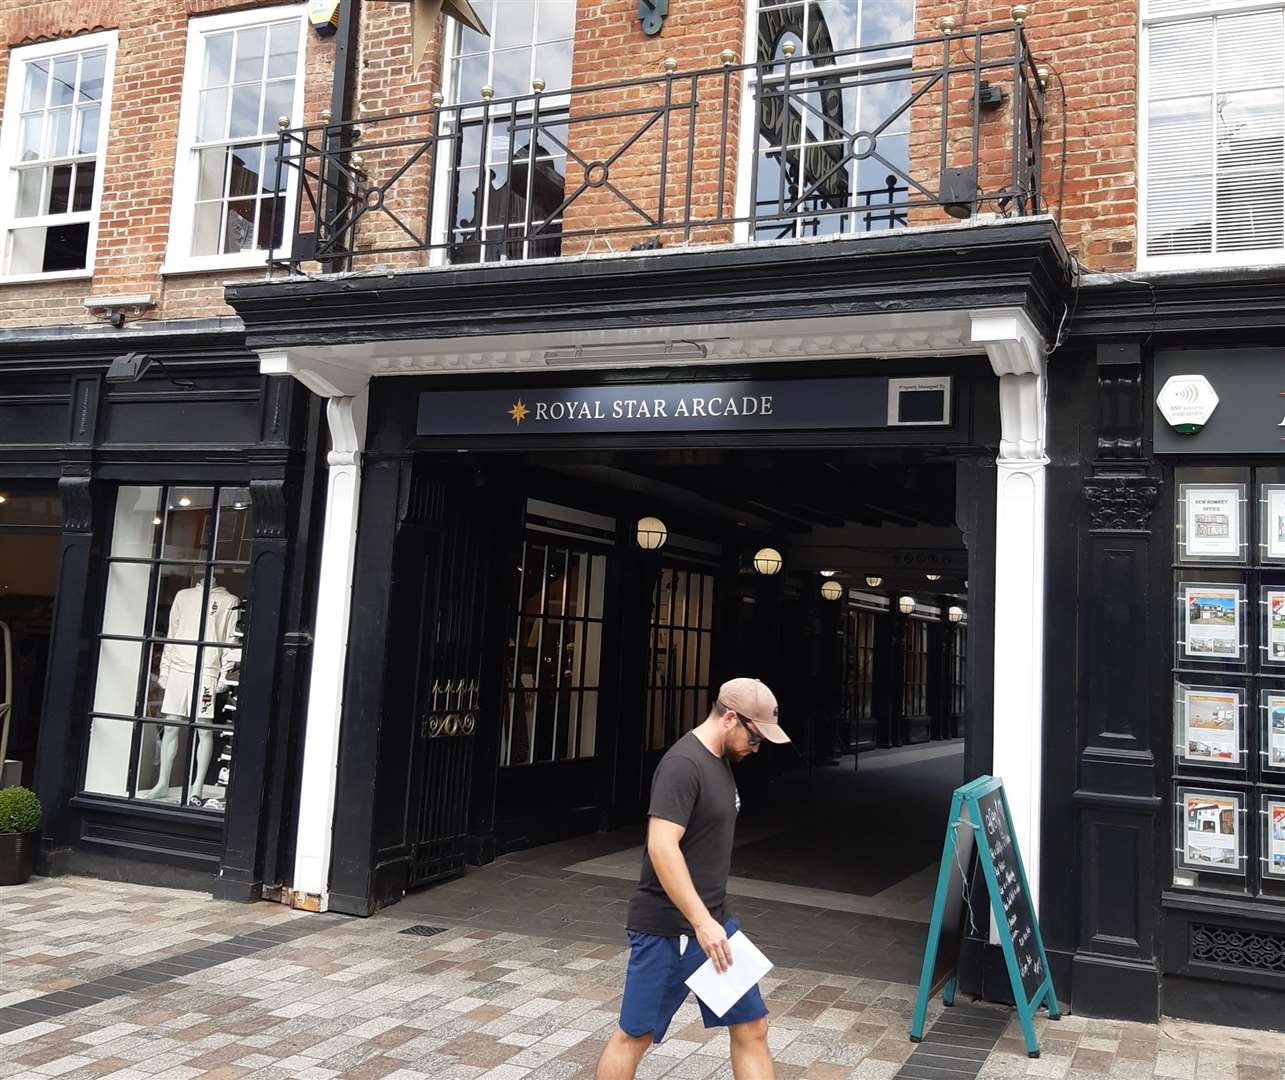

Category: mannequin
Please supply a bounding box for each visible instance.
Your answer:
[142,575,240,804]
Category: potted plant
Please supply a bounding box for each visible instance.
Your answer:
[0,786,40,886]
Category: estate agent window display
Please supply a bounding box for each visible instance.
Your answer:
[1171,466,1285,900]
[83,486,251,814]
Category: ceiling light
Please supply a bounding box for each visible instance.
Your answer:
[926,573,941,582]
[821,580,843,601]
[948,605,965,623]
[898,595,916,614]
[865,575,882,588]
[178,496,192,507]
[152,516,162,526]
[543,341,708,366]
[232,501,249,511]
[819,569,838,577]
[0,494,6,505]
[753,547,782,575]
[636,516,668,550]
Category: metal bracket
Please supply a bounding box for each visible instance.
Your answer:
[638,0,667,36]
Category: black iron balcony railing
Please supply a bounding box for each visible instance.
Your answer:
[266,24,1044,276]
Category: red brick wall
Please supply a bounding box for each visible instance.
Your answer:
[0,0,336,328]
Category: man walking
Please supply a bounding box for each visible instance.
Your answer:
[595,678,790,1080]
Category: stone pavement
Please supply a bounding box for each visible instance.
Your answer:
[2,877,1284,1080]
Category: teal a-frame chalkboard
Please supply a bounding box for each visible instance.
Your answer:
[910,775,1060,1057]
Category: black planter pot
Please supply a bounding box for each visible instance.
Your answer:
[0,830,36,886]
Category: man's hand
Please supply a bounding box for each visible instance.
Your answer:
[695,916,732,973]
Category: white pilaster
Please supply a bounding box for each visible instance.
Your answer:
[260,350,369,910]
[970,309,1049,918]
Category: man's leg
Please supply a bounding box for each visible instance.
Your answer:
[728,1016,775,1080]
[595,1027,652,1080]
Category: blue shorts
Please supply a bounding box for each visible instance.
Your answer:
[619,916,769,1044]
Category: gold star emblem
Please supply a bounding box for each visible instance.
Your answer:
[508,399,529,425]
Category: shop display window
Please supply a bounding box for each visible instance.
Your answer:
[501,536,606,766]
[843,606,878,751]
[645,565,715,752]
[1172,466,1285,898]
[82,485,251,813]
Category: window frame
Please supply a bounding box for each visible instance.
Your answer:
[162,4,307,276]
[0,30,117,284]
[1138,0,1285,271]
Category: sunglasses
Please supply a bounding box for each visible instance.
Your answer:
[717,702,762,747]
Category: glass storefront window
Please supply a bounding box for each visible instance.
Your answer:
[502,536,605,766]
[82,485,251,813]
[646,566,716,751]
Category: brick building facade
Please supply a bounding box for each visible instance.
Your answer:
[4,0,1285,1034]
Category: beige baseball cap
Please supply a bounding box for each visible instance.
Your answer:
[717,677,790,744]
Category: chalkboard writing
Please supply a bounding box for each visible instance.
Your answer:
[910,776,1059,1059]
[976,786,1044,1004]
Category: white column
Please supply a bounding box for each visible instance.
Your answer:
[260,351,369,911]
[970,309,1049,916]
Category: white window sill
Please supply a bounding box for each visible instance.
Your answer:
[1138,251,1285,273]
[0,269,93,286]
[160,254,273,278]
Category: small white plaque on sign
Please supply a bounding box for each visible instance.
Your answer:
[1157,375,1219,435]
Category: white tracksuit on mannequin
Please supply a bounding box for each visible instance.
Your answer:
[143,582,240,802]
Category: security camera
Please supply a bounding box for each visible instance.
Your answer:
[109,309,126,329]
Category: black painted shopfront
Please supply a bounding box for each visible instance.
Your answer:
[0,326,323,899]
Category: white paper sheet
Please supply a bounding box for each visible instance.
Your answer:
[684,930,773,1018]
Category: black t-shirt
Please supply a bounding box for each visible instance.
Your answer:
[626,732,740,936]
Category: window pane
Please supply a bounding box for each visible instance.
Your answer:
[491,48,532,99]
[23,60,49,110]
[454,52,490,101]
[815,0,858,54]
[91,639,143,717]
[204,31,234,88]
[72,162,95,212]
[189,725,233,809]
[234,25,267,83]
[110,486,163,557]
[192,201,223,255]
[199,87,230,141]
[82,716,134,797]
[50,107,72,157]
[161,489,214,560]
[861,0,914,48]
[579,690,597,757]
[537,0,576,41]
[256,195,285,250]
[215,488,254,561]
[20,116,43,161]
[229,84,262,138]
[47,164,71,213]
[77,104,100,155]
[16,168,44,217]
[79,50,106,102]
[534,40,571,91]
[495,0,535,49]
[261,78,294,134]
[545,547,568,615]
[196,147,227,200]
[51,56,77,107]
[138,722,193,804]
[9,221,89,273]
[228,143,262,198]
[224,199,257,251]
[589,555,606,618]
[102,562,152,638]
[262,139,286,192]
[266,21,299,78]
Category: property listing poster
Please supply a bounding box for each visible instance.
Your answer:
[1183,791,1241,872]
[1269,590,1285,664]
[1181,689,1239,764]
[1183,586,1241,660]
[1269,799,1285,879]
[1184,487,1240,558]
[1269,694,1285,769]
[1267,486,1285,561]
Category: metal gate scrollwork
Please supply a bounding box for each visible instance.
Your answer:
[422,679,479,738]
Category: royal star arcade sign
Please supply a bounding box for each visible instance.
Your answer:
[417,376,953,437]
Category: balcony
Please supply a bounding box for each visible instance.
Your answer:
[265,24,1045,278]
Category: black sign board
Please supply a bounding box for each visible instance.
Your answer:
[911,776,1059,1058]
[1154,348,1285,455]
[416,375,953,437]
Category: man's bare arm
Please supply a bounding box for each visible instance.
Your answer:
[647,817,732,972]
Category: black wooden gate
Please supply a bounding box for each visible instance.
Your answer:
[400,465,493,889]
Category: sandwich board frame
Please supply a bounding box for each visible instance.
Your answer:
[909,775,1060,1057]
